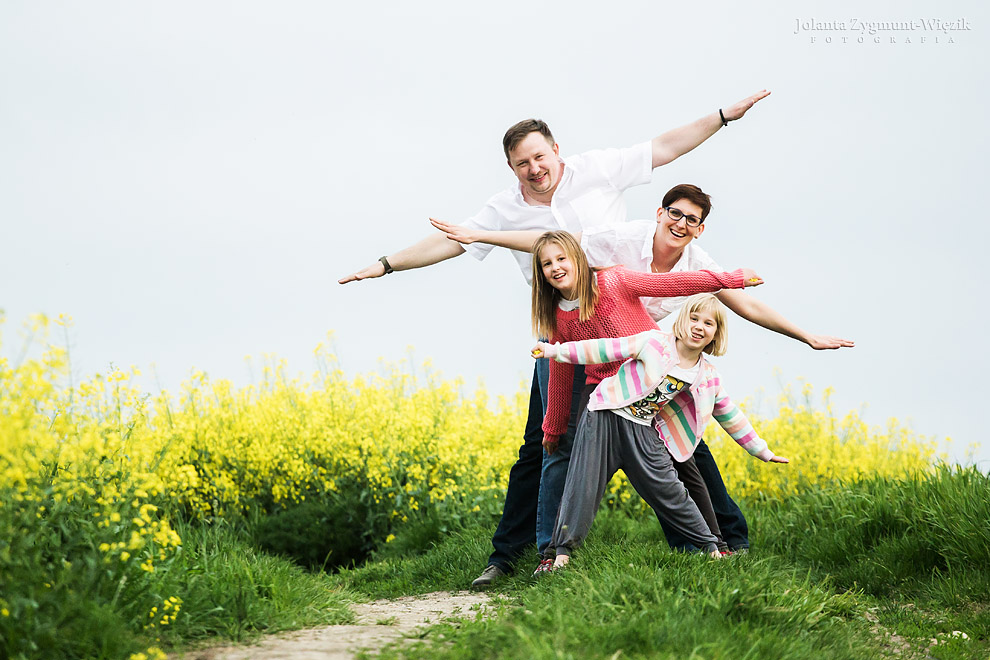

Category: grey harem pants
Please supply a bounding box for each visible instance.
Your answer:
[552,408,719,556]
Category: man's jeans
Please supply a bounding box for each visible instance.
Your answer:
[656,439,750,551]
[486,360,585,571]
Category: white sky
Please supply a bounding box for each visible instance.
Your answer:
[3,1,988,468]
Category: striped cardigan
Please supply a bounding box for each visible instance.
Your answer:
[550,329,774,463]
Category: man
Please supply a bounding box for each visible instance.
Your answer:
[433,183,853,558]
[339,91,770,588]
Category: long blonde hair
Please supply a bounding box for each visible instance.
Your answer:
[531,231,599,338]
[672,294,729,356]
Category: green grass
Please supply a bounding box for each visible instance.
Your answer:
[334,467,990,660]
[5,467,987,659]
[157,520,359,650]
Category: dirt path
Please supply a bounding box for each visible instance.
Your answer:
[181,591,494,660]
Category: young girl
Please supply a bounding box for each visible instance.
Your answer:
[529,230,766,569]
[535,292,788,569]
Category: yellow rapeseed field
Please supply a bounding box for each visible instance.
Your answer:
[0,313,942,656]
[1,314,942,536]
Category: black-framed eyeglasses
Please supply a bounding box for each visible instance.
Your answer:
[664,206,703,228]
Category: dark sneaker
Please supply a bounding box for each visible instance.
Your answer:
[532,558,554,577]
[470,564,506,590]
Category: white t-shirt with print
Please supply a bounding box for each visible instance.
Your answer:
[611,362,700,425]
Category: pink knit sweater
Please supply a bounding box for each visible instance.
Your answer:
[542,266,745,439]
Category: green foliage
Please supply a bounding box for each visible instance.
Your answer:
[363,539,868,660]
[0,467,180,660]
[752,465,990,597]
[252,495,369,570]
[154,521,357,646]
[341,472,990,660]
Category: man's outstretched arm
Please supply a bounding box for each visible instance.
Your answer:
[338,233,466,284]
[715,288,855,350]
[651,90,771,168]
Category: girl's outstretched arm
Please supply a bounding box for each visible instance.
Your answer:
[533,330,666,367]
[712,387,788,463]
[615,267,761,299]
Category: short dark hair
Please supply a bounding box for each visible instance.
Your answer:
[661,184,713,221]
[503,119,555,160]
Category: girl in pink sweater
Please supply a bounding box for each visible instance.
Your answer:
[529,231,765,570]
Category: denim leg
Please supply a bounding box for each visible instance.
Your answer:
[692,439,750,550]
[657,438,750,551]
[486,364,544,572]
[535,368,589,557]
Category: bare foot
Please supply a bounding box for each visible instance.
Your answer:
[552,555,570,570]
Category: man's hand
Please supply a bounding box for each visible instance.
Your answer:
[338,261,386,284]
[722,89,771,122]
[543,433,560,455]
[431,218,481,245]
[741,268,764,287]
[805,334,855,350]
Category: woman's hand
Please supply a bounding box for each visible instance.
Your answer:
[543,433,560,455]
[430,218,482,245]
[769,455,790,464]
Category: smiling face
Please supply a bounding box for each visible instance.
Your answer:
[508,132,563,202]
[538,242,576,298]
[681,308,719,352]
[656,197,706,250]
[672,294,729,356]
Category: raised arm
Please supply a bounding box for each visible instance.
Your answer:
[712,387,788,463]
[714,289,855,350]
[534,330,662,367]
[430,218,552,253]
[338,233,465,284]
[651,90,771,168]
[616,267,761,299]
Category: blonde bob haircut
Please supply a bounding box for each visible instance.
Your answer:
[672,294,729,357]
[531,231,600,339]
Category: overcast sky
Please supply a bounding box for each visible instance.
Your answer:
[3,1,988,468]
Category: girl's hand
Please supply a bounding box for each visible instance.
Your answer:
[741,268,764,287]
[531,342,555,359]
[430,217,481,244]
[769,455,790,464]
[543,433,560,455]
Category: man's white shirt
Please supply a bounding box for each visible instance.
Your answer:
[461,142,652,284]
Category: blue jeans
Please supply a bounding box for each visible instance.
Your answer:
[657,438,750,551]
[535,360,587,557]
[486,363,544,572]
[486,360,585,571]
